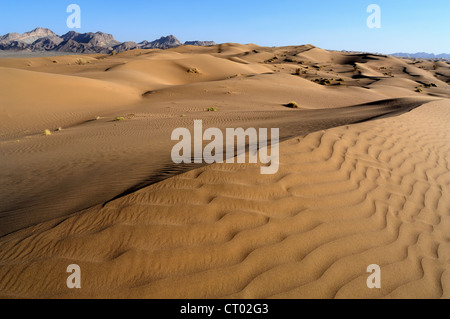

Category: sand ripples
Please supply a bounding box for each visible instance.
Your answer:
[0,100,449,298]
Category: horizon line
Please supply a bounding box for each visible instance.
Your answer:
[1,27,450,57]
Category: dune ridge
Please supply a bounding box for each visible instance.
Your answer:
[0,97,432,237]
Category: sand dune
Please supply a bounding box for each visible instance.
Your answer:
[0,43,449,299]
[0,66,140,138]
[0,99,448,299]
[0,96,432,237]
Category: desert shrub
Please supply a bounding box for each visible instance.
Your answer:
[187,67,200,74]
[286,101,299,109]
[114,116,125,121]
[75,58,88,65]
[44,129,52,136]
[312,78,333,85]
[264,57,278,63]
[207,107,217,112]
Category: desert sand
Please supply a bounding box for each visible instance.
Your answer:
[0,44,449,298]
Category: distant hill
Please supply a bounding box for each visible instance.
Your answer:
[392,52,450,60]
[0,28,215,54]
[185,41,216,46]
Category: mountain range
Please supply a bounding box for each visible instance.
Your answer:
[0,28,216,54]
[392,52,450,60]
[3,28,447,60]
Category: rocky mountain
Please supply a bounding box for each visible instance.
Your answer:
[141,35,182,49]
[112,41,139,53]
[392,52,450,60]
[0,32,21,43]
[61,31,120,48]
[184,41,216,46]
[0,28,215,54]
[0,27,59,44]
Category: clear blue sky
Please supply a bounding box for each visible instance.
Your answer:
[1,0,449,54]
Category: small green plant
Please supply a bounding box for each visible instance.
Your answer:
[114,116,125,121]
[415,87,423,93]
[207,107,218,112]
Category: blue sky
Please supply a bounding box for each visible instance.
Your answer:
[1,0,449,54]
